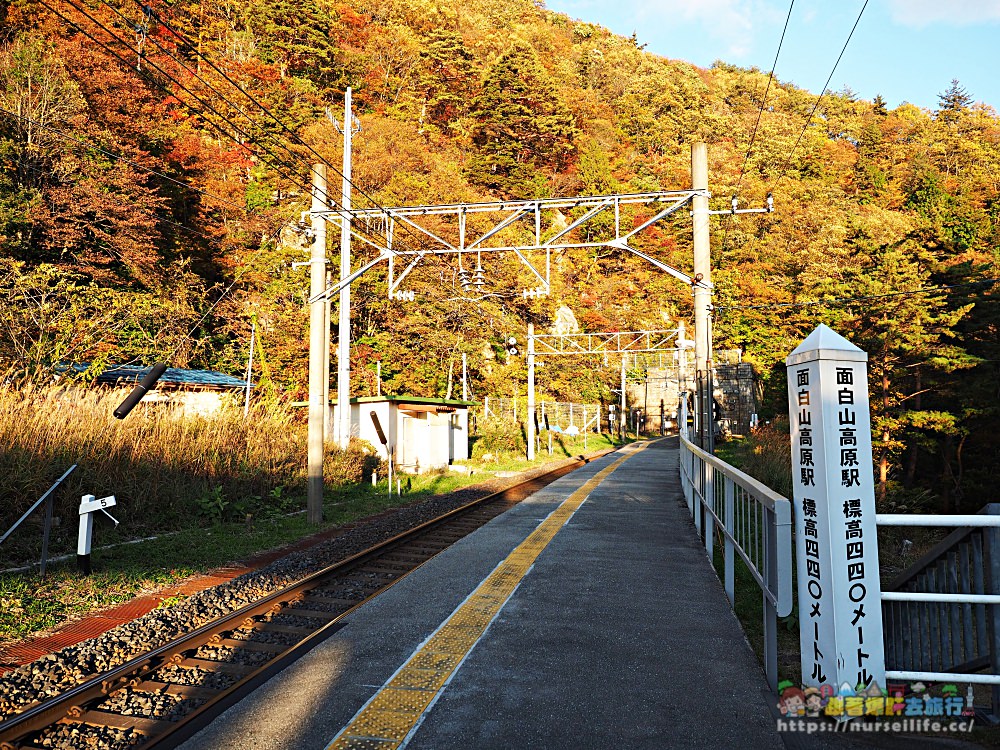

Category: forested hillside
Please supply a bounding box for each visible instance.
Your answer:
[0,0,997,511]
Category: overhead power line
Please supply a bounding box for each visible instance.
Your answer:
[42,0,315,201]
[715,278,998,312]
[735,0,795,197]
[32,0,418,264]
[720,0,793,259]
[11,159,225,246]
[97,0,321,185]
[0,104,260,217]
[136,1,434,254]
[775,0,869,186]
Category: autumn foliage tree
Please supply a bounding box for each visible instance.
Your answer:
[465,44,577,196]
[0,0,996,514]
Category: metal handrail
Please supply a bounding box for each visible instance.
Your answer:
[677,400,793,692]
[878,505,1000,713]
[1,464,77,576]
[679,432,794,615]
[1,465,77,544]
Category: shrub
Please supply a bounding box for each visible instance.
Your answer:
[324,439,386,485]
[471,419,525,459]
[741,419,793,499]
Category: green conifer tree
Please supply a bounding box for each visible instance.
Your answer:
[465,44,577,197]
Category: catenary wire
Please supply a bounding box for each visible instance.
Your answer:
[138,1,464,256]
[96,0,326,191]
[43,0,320,203]
[715,278,998,311]
[719,0,794,259]
[774,0,869,186]
[110,0,432,266]
[734,0,795,197]
[0,105,264,217]
[113,0,449,277]
[11,159,226,246]
[16,4,415,268]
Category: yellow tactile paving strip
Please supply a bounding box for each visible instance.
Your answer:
[327,442,650,750]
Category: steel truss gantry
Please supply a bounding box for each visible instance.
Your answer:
[531,328,689,357]
[526,325,695,453]
[309,190,710,303]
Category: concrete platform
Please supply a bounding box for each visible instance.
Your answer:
[179,438,798,749]
[177,439,986,749]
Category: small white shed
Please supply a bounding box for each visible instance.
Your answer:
[332,396,474,473]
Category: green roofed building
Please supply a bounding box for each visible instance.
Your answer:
[332,396,475,474]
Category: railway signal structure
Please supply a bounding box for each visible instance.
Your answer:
[303,142,771,521]
[525,325,694,459]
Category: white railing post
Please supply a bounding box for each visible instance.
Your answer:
[763,507,779,692]
[724,477,735,605]
[694,455,704,536]
[985,516,1000,710]
[786,324,885,692]
[704,463,714,558]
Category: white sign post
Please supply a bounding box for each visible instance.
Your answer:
[786,325,885,693]
[77,494,118,575]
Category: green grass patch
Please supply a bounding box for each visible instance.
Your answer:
[0,434,622,649]
[0,566,192,645]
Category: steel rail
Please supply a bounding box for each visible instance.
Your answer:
[0,451,610,749]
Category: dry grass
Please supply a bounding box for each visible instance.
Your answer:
[0,386,382,563]
[716,422,793,500]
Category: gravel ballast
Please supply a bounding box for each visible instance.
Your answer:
[0,457,593,723]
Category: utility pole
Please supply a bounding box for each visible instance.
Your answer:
[643,366,649,438]
[620,356,626,441]
[243,319,255,418]
[678,320,688,393]
[691,142,713,452]
[527,322,535,460]
[307,163,328,524]
[323,270,331,438]
[461,353,468,402]
[337,88,354,449]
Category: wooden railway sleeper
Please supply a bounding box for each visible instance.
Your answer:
[0,453,606,750]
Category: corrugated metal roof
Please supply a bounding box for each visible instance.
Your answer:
[62,364,249,390]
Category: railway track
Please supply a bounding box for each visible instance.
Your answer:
[0,453,605,750]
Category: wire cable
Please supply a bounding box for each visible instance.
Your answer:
[734,0,794,197]
[774,0,869,186]
[43,0,316,201]
[718,0,793,260]
[37,0,416,267]
[139,1,459,255]
[96,0,322,188]
[0,104,261,218]
[12,158,226,246]
[715,278,998,311]
[117,0,444,276]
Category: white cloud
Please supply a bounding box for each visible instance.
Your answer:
[887,0,1000,27]
[630,0,781,59]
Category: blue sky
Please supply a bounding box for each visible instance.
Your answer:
[543,0,1000,112]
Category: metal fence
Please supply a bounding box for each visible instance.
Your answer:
[879,506,1000,714]
[479,397,601,432]
[678,399,794,691]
